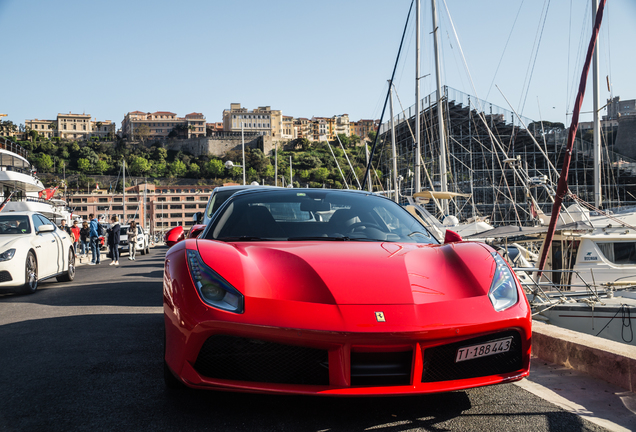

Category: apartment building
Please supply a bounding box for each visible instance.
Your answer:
[350,119,378,140]
[25,119,55,139]
[605,96,636,120]
[26,113,116,140]
[222,103,283,138]
[121,111,206,141]
[66,183,222,234]
[281,116,295,139]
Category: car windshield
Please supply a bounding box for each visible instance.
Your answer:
[206,188,248,219]
[205,190,437,244]
[0,215,31,235]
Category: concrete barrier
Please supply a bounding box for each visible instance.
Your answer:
[532,321,636,392]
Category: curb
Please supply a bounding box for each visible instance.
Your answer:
[532,321,636,393]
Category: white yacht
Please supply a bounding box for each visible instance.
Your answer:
[0,137,71,224]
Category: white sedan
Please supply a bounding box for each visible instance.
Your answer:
[0,211,75,294]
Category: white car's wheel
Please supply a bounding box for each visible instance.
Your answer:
[21,251,38,295]
[57,248,75,282]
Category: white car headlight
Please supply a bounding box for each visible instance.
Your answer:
[489,252,519,312]
[0,248,16,262]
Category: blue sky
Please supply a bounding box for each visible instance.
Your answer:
[1,0,634,130]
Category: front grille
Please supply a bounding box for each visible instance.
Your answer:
[0,271,13,282]
[194,335,329,385]
[351,350,412,386]
[421,330,523,383]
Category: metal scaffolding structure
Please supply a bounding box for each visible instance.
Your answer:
[378,86,636,226]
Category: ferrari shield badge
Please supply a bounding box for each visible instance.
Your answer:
[375,312,386,322]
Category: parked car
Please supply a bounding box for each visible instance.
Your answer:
[118,224,150,256]
[0,211,75,294]
[163,188,531,394]
[163,185,275,247]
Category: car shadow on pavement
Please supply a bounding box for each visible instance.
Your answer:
[0,313,596,432]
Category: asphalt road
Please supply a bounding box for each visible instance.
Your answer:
[0,247,611,432]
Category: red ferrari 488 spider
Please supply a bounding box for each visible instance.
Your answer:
[163,188,531,395]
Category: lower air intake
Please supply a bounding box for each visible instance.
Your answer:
[194,335,329,385]
[350,350,413,386]
[422,330,523,383]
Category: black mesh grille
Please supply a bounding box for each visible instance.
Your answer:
[351,350,412,386]
[421,330,523,383]
[0,271,12,282]
[194,335,329,385]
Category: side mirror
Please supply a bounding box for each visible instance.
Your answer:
[444,229,463,244]
[193,212,203,224]
[188,224,205,239]
[38,225,55,233]
[165,226,185,247]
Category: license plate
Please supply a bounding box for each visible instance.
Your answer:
[455,337,512,362]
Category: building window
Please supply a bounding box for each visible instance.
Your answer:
[171,197,180,202]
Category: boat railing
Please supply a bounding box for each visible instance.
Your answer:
[0,195,54,205]
[0,136,28,159]
[513,267,604,314]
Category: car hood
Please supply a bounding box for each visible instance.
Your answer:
[0,235,29,250]
[196,240,498,306]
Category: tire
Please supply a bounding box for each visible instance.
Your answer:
[145,242,150,255]
[57,248,76,282]
[20,251,38,295]
[140,243,146,256]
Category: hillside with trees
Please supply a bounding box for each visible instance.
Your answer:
[1,131,383,191]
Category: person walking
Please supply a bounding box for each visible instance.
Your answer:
[89,214,101,265]
[108,216,121,266]
[70,220,80,255]
[128,220,137,261]
[59,219,72,237]
[79,221,90,257]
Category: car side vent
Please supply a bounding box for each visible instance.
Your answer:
[194,335,329,386]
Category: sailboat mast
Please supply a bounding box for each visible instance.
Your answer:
[537,0,607,273]
[414,0,421,194]
[432,0,448,215]
[390,83,398,202]
[592,0,602,208]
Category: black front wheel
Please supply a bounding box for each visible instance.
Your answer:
[21,251,38,295]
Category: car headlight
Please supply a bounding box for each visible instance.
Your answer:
[488,252,519,312]
[0,249,16,262]
[186,250,244,313]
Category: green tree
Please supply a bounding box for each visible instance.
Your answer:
[336,134,350,147]
[153,147,168,162]
[77,158,91,173]
[128,155,151,176]
[169,159,187,177]
[150,160,167,177]
[312,167,330,183]
[35,154,53,172]
[350,134,361,146]
[263,164,275,179]
[206,159,224,177]
[188,162,200,177]
[95,159,110,174]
